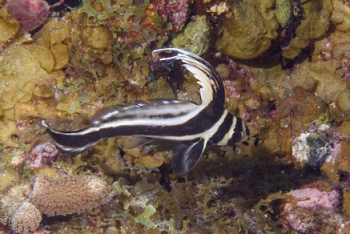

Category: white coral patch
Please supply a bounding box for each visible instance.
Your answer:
[292,133,311,163]
[292,124,338,166]
[207,2,229,15]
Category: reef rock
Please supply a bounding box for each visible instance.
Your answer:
[215,0,279,59]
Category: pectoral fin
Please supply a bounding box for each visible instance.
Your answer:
[171,138,207,175]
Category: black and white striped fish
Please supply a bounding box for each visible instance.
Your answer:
[43,48,250,175]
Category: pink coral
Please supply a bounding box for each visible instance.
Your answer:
[285,188,340,211]
[284,188,340,232]
[6,0,64,33]
[223,80,240,98]
[164,0,189,31]
[26,142,59,168]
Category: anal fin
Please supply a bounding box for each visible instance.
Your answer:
[171,138,206,175]
[122,136,154,149]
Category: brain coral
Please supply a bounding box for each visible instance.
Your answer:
[28,175,110,216]
[10,202,42,234]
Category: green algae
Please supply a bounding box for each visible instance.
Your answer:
[171,15,210,55]
[77,0,98,18]
[275,0,292,27]
[133,205,157,229]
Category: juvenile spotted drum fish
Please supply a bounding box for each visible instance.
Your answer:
[44,48,250,175]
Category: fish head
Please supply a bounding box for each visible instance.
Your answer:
[227,118,250,146]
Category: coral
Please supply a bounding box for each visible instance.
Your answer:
[171,15,210,55]
[282,0,333,59]
[292,124,339,166]
[207,2,229,15]
[82,25,112,49]
[215,0,279,59]
[5,0,63,33]
[274,0,291,27]
[274,86,329,134]
[284,188,342,232]
[6,0,49,33]
[0,168,20,193]
[338,89,350,112]
[26,142,59,168]
[2,0,350,232]
[343,188,350,213]
[10,201,42,234]
[0,6,20,49]
[331,0,350,32]
[284,206,350,233]
[138,154,164,169]
[133,204,157,228]
[285,188,340,211]
[71,0,171,89]
[163,0,189,31]
[0,45,62,120]
[28,175,110,216]
[0,184,29,227]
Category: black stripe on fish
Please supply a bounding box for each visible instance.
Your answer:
[43,48,250,175]
[208,113,234,144]
[234,117,243,133]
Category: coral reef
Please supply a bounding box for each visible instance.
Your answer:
[28,175,110,216]
[25,142,59,168]
[163,0,189,31]
[171,15,210,55]
[2,0,350,233]
[215,0,279,59]
[0,168,20,193]
[6,0,51,33]
[10,201,42,234]
[283,187,347,232]
[0,185,29,229]
[285,188,340,211]
[282,0,333,59]
[292,124,339,166]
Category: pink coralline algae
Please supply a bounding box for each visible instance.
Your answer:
[223,80,241,98]
[284,188,340,232]
[164,0,189,31]
[285,188,340,211]
[6,0,64,33]
[26,142,59,168]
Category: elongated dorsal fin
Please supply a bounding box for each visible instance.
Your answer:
[152,48,225,108]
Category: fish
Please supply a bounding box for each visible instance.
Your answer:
[43,48,250,175]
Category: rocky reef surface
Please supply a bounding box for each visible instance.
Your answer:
[1,0,350,233]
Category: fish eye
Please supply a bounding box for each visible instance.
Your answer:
[228,132,244,146]
[233,132,244,142]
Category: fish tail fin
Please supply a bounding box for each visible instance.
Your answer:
[42,121,102,155]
